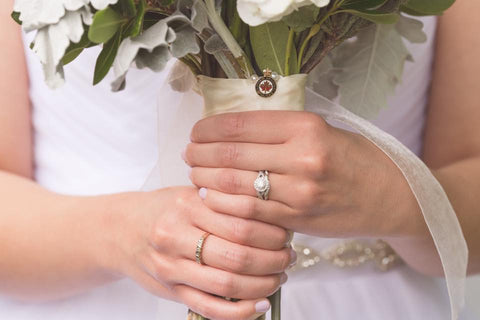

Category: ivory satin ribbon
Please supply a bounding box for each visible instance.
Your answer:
[144,70,467,320]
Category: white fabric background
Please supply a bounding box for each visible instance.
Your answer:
[466,277,480,318]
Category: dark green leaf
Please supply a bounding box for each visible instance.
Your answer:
[125,0,146,37]
[88,7,126,44]
[11,11,22,25]
[341,0,388,10]
[402,0,454,15]
[119,0,136,17]
[93,30,122,85]
[343,9,399,24]
[62,31,91,66]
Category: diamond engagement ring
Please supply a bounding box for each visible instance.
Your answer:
[254,170,270,200]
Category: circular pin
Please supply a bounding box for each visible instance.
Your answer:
[255,69,277,98]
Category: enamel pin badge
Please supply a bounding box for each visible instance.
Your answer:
[255,68,277,98]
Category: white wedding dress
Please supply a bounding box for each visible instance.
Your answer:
[0,16,475,320]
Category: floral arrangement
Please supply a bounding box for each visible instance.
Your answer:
[13,0,454,117]
[12,0,456,319]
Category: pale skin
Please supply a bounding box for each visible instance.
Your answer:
[0,2,478,320]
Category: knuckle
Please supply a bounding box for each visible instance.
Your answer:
[218,113,246,139]
[174,192,195,215]
[242,197,257,219]
[231,219,252,244]
[150,253,172,283]
[150,226,173,251]
[195,303,215,320]
[295,180,322,209]
[215,273,238,297]
[297,150,327,175]
[301,113,327,134]
[218,143,240,167]
[217,169,242,193]
[224,247,251,273]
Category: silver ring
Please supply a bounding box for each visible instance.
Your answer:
[254,170,270,200]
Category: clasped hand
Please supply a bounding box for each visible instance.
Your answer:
[185,110,424,242]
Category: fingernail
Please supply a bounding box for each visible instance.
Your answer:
[289,249,297,268]
[199,188,207,200]
[285,231,294,247]
[181,148,186,162]
[280,273,288,285]
[187,167,192,180]
[255,300,271,313]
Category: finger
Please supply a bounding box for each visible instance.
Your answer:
[173,227,293,276]
[174,258,287,300]
[191,205,289,250]
[185,142,287,173]
[186,228,294,275]
[135,262,271,320]
[190,111,301,144]
[199,188,297,230]
[190,167,297,205]
[174,284,271,320]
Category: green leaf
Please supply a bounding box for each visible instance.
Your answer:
[341,0,388,10]
[342,9,399,24]
[250,21,298,76]
[125,0,146,37]
[93,29,122,85]
[402,0,455,15]
[282,5,320,32]
[332,24,411,119]
[62,31,92,66]
[119,0,136,17]
[11,11,22,25]
[88,7,126,44]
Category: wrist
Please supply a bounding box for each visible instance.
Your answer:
[69,192,137,279]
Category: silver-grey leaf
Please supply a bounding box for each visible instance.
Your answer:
[307,56,339,100]
[191,0,210,32]
[204,34,228,54]
[32,8,88,88]
[333,24,411,119]
[112,14,198,87]
[396,15,427,44]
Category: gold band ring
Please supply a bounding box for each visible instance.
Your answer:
[195,232,211,265]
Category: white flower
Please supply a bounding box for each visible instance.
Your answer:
[237,0,330,26]
[14,0,117,31]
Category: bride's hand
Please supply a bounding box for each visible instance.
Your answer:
[105,186,293,320]
[184,111,424,239]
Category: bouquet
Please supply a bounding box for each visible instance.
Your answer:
[12,1,466,320]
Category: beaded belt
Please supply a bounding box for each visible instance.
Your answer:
[289,240,402,272]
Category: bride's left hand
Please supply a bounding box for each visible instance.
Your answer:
[183,111,425,239]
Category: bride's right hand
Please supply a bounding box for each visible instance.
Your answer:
[101,186,294,320]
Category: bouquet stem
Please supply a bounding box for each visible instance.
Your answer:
[269,289,281,320]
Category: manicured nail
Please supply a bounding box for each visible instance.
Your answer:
[181,148,186,162]
[255,300,271,313]
[289,249,297,268]
[199,188,207,200]
[285,231,294,247]
[280,273,288,285]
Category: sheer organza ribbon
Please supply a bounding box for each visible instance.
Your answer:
[144,67,467,320]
